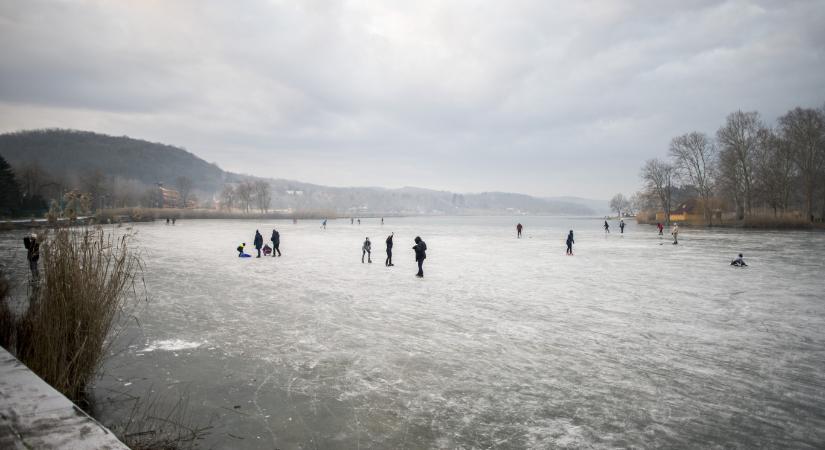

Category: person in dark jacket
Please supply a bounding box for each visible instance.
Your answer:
[413,236,427,277]
[385,233,394,266]
[516,223,523,238]
[604,220,610,233]
[731,253,747,267]
[566,230,574,255]
[254,230,264,258]
[619,219,625,234]
[270,229,281,256]
[362,237,372,263]
[23,233,40,279]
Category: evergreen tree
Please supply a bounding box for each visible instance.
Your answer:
[0,154,20,216]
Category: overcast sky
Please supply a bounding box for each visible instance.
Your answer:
[1,1,823,199]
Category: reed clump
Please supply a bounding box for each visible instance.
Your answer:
[7,227,143,403]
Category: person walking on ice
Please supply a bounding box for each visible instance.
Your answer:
[516,223,523,238]
[362,237,372,263]
[254,230,264,257]
[619,219,625,234]
[604,220,610,233]
[671,223,679,245]
[270,229,281,256]
[566,230,574,255]
[413,236,427,277]
[23,233,40,280]
[385,232,394,266]
[657,222,664,236]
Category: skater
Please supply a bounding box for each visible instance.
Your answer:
[671,223,679,245]
[566,230,574,255]
[23,233,40,280]
[385,232,394,266]
[172,217,176,225]
[619,219,625,234]
[357,218,361,225]
[731,253,748,267]
[657,222,664,236]
[270,229,281,256]
[166,217,170,225]
[254,230,264,257]
[604,220,610,233]
[362,237,372,263]
[381,217,384,225]
[413,236,427,277]
[322,219,327,230]
[351,217,354,225]
[516,223,523,238]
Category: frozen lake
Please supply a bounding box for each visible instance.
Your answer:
[3,216,825,448]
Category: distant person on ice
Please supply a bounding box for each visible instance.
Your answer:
[671,223,679,245]
[657,222,664,236]
[566,230,574,255]
[362,237,372,263]
[619,219,625,234]
[23,233,40,280]
[413,236,427,277]
[731,253,747,267]
[322,219,327,229]
[516,223,523,238]
[604,220,610,233]
[270,229,281,257]
[385,233,394,266]
[254,230,264,257]
[237,243,250,257]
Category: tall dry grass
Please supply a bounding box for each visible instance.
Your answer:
[11,227,144,403]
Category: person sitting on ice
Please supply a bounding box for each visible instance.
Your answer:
[262,244,272,256]
[730,253,747,267]
[237,243,251,257]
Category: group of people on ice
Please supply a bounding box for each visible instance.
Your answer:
[237,228,281,258]
[361,233,427,277]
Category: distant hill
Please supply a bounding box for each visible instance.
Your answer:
[0,129,597,216]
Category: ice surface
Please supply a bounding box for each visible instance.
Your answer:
[141,339,203,352]
[3,216,825,449]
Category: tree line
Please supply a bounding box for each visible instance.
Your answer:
[613,103,825,226]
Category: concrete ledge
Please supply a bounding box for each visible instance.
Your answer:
[0,346,129,449]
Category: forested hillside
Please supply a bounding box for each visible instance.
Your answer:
[0,129,597,216]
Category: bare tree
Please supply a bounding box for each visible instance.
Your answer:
[80,169,109,211]
[757,128,796,216]
[716,110,764,217]
[220,184,236,211]
[640,158,675,226]
[669,132,717,225]
[609,193,627,217]
[175,176,193,208]
[779,107,825,221]
[253,180,272,213]
[236,180,253,213]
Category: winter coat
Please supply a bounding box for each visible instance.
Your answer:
[363,240,371,251]
[413,240,427,261]
[386,235,393,249]
[271,231,280,246]
[23,237,39,262]
[254,232,264,249]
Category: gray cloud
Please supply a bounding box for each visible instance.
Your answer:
[1,0,823,198]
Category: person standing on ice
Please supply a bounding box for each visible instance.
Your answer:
[657,222,664,236]
[413,236,427,277]
[253,230,264,257]
[23,233,40,280]
[270,229,281,257]
[385,233,394,266]
[671,223,679,245]
[362,237,372,263]
[566,230,574,255]
[516,223,523,238]
[619,219,625,234]
[322,219,327,230]
[604,220,610,233]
